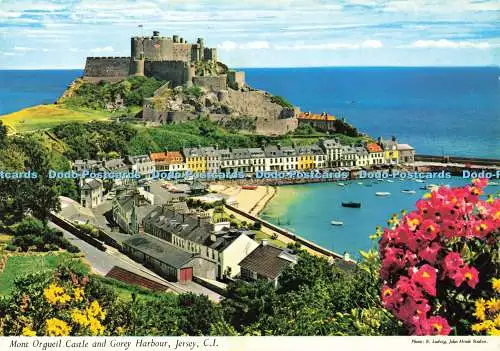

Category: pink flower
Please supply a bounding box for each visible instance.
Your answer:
[428,316,451,335]
[411,264,437,296]
[418,242,441,265]
[442,252,464,275]
[461,265,479,288]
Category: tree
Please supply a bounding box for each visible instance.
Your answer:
[0,121,7,146]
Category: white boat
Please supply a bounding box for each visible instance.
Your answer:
[338,182,346,186]
[415,179,425,183]
[357,182,363,185]
[401,190,416,194]
[488,181,498,186]
[386,180,394,183]
[330,220,344,226]
[375,192,391,196]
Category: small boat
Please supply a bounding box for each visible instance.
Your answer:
[342,201,361,208]
[415,179,425,183]
[337,182,346,186]
[375,192,391,196]
[401,190,416,194]
[488,182,498,186]
[419,186,427,190]
[426,184,439,190]
[377,179,384,182]
[242,185,257,190]
[330,220,344,226]
[386,180,394,183]
[357,182,363,185]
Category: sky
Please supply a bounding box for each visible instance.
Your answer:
[0,0,499,69]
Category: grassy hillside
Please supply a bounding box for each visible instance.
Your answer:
[0,105,111,133]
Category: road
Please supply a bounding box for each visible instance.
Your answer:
[49,222,222,301]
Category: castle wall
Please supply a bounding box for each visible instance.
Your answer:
[144,61,189,87]
[256,118,298,135]
[204,48,217,62]
[131,37,193,62]
[193,75,227,91]
[228,71,245,89]
[83,57,131,81]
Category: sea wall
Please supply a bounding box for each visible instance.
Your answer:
[83,57,131,81]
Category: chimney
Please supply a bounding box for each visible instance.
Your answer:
[210,234,216,243]
[262,239,268,247]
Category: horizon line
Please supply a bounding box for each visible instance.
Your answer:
[0,64,499,71]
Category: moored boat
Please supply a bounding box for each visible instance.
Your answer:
[415,179,425,183]
[375,192,391,196]
[342,201,361,208]
[242,185,258,190]
[401,189,416,194]
[330,220,344,226]
[337,182,346,186]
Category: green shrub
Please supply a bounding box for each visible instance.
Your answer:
[270,95,293,109]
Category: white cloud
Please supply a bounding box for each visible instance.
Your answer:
[218,40,270,51]
[276,40,383,50]
[410,39,491,49]
[90,46,114,53]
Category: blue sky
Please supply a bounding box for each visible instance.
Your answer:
[0,0,499,68]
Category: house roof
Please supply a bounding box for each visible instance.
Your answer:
[123,233,194,268]
[366,142,383,153]
[81,179,102,190]
[127,155,151,164]
[397,143,415,151]
[150,151,184,163]
[238,244,295,280]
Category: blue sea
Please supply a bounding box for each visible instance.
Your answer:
[260,178,498,258]
[1,67,498,158]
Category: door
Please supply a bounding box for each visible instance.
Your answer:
[179,267,193,282]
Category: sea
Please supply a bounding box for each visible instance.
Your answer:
[1,67,498,256]
[0,67,498,158]
[260,177,500,258]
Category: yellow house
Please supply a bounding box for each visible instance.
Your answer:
[379,137,399,165]
[295,146,317,170]
[183,148,208,172]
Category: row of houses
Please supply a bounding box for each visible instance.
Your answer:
[73,137,414,179]
[116,199,300,286]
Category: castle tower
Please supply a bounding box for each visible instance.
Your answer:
[184,63,194,87]
[131,51,145,76]
[197,38,205,61]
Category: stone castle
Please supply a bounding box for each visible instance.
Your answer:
[84,30,245,90]
[83,31,298,135]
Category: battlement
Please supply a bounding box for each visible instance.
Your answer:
[86,56,131,60]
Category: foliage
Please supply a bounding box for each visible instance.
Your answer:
[52,121,137,160]
[62,76,165,110]
[221,252,402,336]
[186,198,225,210]
[184,85,204,99]
[270,95,293,109]
[222,116,257,132]
[7,218,80,253]
[377,179,499,335]
[0,136,64,223]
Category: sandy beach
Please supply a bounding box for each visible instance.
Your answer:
[209,183,330,259]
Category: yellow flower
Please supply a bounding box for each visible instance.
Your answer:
[494,314,500,328]
[492,278,500,293]
[88,317,105,336]
[486,298,500,313]
[474,299,487,321]
[73,287,84,303]
[487,328,500,336]
[71,309,90,328]
[22,327,36,336]
[116,326,125,336]
[43,283,71,305]
[45,318,72,336]
[86,300,106,321]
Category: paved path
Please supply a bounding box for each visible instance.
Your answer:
[50,222,222,301]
